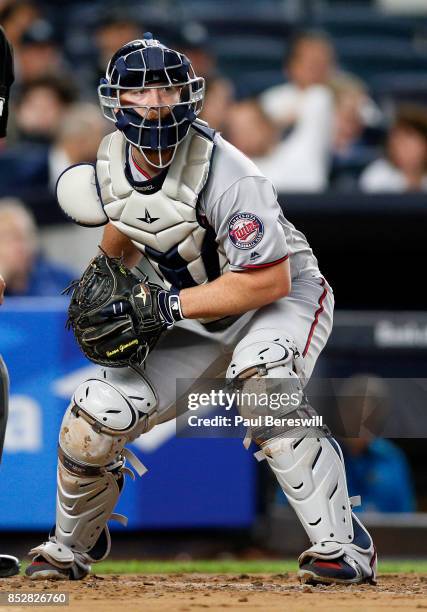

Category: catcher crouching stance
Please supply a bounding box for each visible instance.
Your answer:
[26,34,377,584]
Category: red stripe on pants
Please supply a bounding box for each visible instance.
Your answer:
[302,278,328,357]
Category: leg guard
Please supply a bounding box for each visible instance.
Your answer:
[28,367,157,578]
[0,355,9,464]
[227,331,377,585]
[262,435,376,583]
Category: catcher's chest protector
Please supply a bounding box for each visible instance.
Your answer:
[96,123,228,290]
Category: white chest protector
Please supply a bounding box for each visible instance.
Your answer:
[95,122,229,291]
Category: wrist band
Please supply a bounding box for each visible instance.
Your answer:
[168,288,184,322]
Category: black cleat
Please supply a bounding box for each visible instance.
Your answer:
[0,555,19,578]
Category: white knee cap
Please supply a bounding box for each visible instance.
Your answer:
[60,373,157,468]
[227,330,305,381]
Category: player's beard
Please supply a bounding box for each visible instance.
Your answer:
[145,106,172,121]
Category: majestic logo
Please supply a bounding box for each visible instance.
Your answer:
[228,212,264,250]
[138,208,159,224]
[250,251,261,261]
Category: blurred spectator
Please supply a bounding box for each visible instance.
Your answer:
[338,375,416,513]
[16,19,68,85]
[227,96,331,192]
[0,197,74,296]
[360,105,427,192]
[329,75,383,190]
[50,102,109,188]
[176,22,234,132]
[258,31,334,191]
[342,438,416,513]
[276,374,416,512]
[332,77,377,161]
[226,98,331,191]
[378,0,427,13]
[89,12,142,91]
[0,102,109,224]
[226,99,278,159]
[260,30,335,129]
[11,75,76,145]
[0,0,39,49]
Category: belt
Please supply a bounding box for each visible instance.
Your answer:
[201,314,241,333]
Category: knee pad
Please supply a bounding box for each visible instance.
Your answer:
[227,330,305,382]
[227,332,305,445]
[61,368,157,466]
[72,369,158,438]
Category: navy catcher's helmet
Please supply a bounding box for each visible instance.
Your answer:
[98,32,205,167]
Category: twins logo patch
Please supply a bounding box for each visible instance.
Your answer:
[228,212,264,250]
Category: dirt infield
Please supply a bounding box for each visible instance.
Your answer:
[1,573,427,611]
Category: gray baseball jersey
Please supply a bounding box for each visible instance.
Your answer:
[127,131,321,284]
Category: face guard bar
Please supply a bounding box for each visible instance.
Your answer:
[98,36,205,169]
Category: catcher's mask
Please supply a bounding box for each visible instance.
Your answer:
[98,32,205,168]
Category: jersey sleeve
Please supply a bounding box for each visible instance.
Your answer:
[206,175,289,271]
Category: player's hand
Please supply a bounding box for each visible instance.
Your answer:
[0,274,5,305]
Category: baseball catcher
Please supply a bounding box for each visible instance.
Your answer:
[26,33,376,584]
[0,25,20,578]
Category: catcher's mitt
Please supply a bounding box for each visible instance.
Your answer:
[65,253,165,367]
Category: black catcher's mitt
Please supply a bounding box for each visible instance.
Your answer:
[65,253,165,367]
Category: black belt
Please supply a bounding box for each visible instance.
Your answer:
[202,315,241,333]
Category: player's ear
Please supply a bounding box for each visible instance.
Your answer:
[56,163,108,227]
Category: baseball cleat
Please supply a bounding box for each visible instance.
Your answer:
[0,555,20,577]
[25,540,91,581]
[298,555,376,585]
[25,555,88,581]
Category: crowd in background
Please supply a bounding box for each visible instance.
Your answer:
[0,1,425,275]
[0,0,425,278]
[1,1,427,218]
[0,0,424,514]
